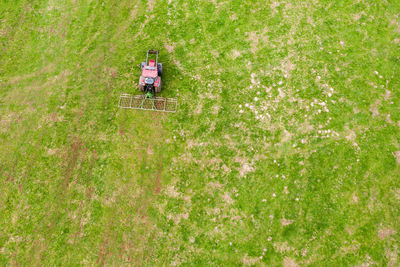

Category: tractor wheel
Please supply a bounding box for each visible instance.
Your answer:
[141,62,146,69]
[155,79,162,93]
[157,63,163,75]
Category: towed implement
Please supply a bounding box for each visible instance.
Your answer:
[119,50,177,112]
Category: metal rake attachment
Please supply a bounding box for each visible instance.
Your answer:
[119,93,177,113]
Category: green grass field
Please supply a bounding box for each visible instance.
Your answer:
[1,0,400,265]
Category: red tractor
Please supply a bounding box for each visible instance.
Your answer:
[139,50,162,94]
[118,50,177,113]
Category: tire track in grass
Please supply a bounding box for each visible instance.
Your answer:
[62,137,83,188]
[110,109,171,264]
[154,159,163,194]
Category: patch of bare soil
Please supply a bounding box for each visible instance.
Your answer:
[222,192,234,205]
[194,102,202,115]
[281,57,296,78]
[281,218,294,226]
[353,11,366,21]
[274,242,294,254]
[351,193,359,203]
[369,99,381,116]
[281,129,292,142]
[283,257,298,267]
[239,162,254,177]
[164,43,175,53]
[344,126,356,142]
[390,16,400,33]
[378,227,397,240]
[246,32,260,54]
[242,255,260,266]
[386,246,399,267]
[385,90,391,100]
[393,151,400,164]
[148,0,156,11]
[119,126,126,136]
[231,49,241,59]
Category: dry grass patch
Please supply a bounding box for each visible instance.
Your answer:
[378,227,397,240]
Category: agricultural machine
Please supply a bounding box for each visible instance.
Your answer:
[119,50,177,112]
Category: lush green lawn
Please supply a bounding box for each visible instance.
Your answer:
[1,0,399,265]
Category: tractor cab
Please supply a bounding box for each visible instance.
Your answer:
[139,50,162,93]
